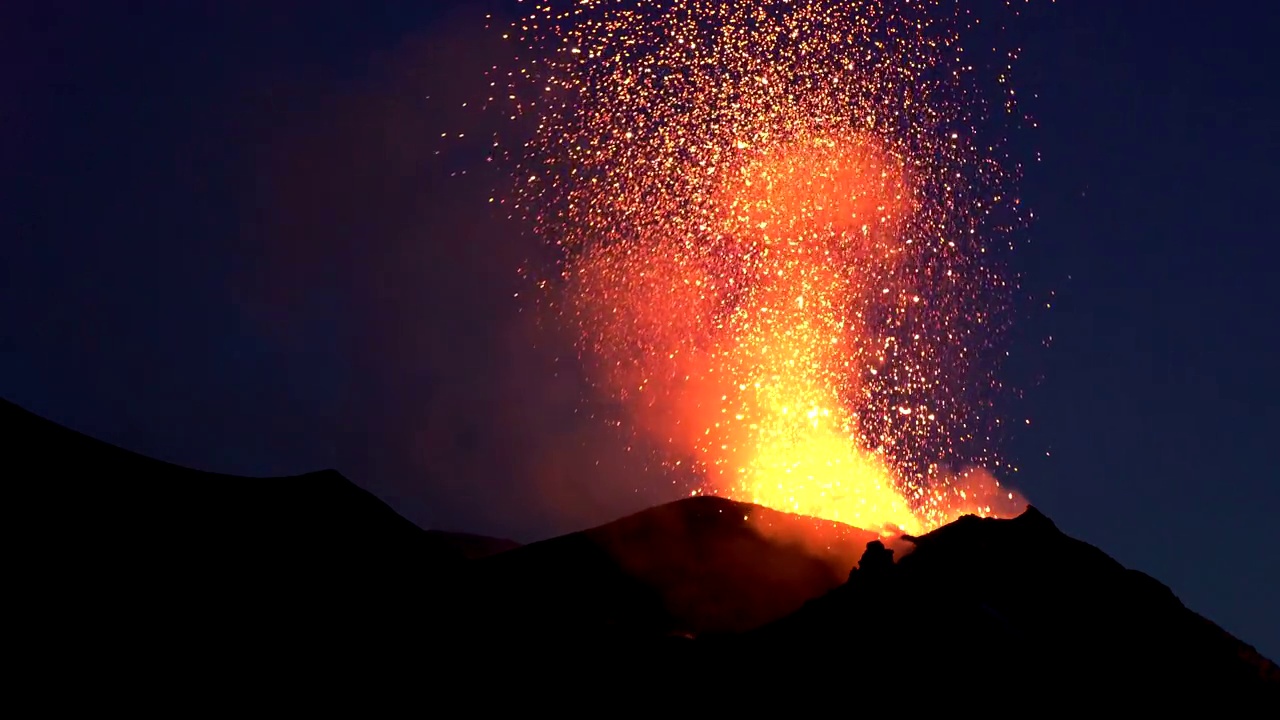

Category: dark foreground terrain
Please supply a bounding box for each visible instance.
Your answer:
[6,398,1277,698]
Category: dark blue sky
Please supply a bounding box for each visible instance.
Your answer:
[2,1,1276,659]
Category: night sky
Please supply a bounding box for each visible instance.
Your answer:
[3,1,1276,659]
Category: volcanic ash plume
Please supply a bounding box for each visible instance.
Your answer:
[495,0,1031,535]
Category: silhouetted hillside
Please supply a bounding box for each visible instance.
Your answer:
[3,398,514,656]
[424,529,522,560]
[441,495,884,643]
[6,398,1276,698]
[722,508,1280,694]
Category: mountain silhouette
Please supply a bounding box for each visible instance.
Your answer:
[727,508,1280,694]
[6,397,1276,698]
[440,494,884,644]
[4,398,511,660]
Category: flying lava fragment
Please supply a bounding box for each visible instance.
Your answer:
[488,0,1033,534]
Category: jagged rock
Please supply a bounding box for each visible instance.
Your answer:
[849,538,894,582]
[736,507,1279,696]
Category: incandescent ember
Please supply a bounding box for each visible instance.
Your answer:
[490,0,1033,534]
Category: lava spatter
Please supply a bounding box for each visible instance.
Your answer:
[489,0,1032,534]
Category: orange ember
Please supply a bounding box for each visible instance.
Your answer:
[569,134,1007,535]
[494,0,1032,534]
[699,135,919,532]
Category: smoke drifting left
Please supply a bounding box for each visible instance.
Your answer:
[233,8,678,540]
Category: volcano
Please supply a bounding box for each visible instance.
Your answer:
[6,397,1276,697]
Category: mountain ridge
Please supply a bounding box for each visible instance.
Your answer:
[5,397,1275,696]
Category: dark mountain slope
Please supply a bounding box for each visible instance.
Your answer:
[2,398,515,655]
[717,508,1280,694]
[441,495,884,644]
[6,398,1276,700]
[424,529,522,560]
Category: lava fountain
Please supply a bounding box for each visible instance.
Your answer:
[492,0,1032,534]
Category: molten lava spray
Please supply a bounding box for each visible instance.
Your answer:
[493,0,1031,535]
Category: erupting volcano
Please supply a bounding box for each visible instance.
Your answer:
[494,0,1032,534]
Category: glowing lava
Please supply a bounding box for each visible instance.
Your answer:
[491,0,1032,534]
[690,134,922,532]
